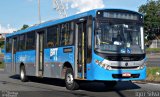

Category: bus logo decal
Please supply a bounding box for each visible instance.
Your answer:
[50,48,58,61]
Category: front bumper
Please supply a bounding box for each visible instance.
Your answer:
[87,63,146,81]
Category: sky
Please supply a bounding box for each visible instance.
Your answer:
[0,0,148,33]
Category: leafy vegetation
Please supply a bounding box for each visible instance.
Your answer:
[20,24,29,30]
[0,40,4,48]
[0,61,4,68]
[16,24,29,31]
[146,48,160,53]
[146,67,160,82]
[138,0,160,46]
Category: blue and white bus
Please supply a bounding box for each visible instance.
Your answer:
[4,9,146,90]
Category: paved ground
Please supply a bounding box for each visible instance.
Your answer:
[147,58,160,67]
[146,53,160,67]
[0,69,160,97]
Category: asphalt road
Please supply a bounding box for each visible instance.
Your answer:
[147,58,160,67]
[0,69,160,97]
[146,53,160,67]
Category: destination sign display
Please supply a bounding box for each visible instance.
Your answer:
[103,12,139,20]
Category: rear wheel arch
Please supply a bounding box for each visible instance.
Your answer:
[20,62,25,69]
[62,62,73,69]
[61,62,73,78]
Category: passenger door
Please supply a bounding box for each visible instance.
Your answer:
[11,37,17,74]
[76,20,87,79]
[36,30,45,77]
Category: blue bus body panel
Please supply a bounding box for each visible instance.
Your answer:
[4,53,12,73]
[44,46,74,63]
[15,50,36,75]
[4,53,12,63]
[16,51,36,63]
[43,46,75,78]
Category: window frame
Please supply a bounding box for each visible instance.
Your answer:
[6,37,12,53]
[18,34,26,51]
[26,31,36,50]
[59,22,74,46]
[47,25,60,48]
[46,21,75,48]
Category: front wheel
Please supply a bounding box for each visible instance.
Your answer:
[65,68,79,90]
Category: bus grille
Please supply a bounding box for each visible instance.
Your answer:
[111,66,139,70]
[107,56,145,61]
[112,74,140,78]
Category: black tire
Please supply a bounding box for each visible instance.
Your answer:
[20,66,28,82]
[103,81,117,89]
[65,68,79,90]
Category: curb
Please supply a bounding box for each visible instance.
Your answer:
[132,81,148,84]
[0,68,4,71]
[133,81,160,84]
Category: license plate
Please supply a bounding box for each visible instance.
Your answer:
[122,73,131,77]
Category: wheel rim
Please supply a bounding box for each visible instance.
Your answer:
[20,69,24,79]
[66,73,73,85]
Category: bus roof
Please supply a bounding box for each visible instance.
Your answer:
[6,8,142,37]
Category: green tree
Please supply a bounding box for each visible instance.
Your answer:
[21,24,29,30]
[139,0,160,45]
[0,40,4,48]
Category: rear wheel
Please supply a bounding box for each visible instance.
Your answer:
[20,66,28,82]
[65,68,79,90]
[103,81,117,89]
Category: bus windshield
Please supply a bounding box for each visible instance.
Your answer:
[95,22,143,54]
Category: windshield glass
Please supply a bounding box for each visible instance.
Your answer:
[95,22,143,54]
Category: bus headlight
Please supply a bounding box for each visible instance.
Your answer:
[138,63,146,70]
[95,59,111,70]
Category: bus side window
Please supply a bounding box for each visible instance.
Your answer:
[13,37,18,53]
[67,22,74,45]
[60,22,73,46]
[69,22,74,45]
[26,32,35,50]
[53,26,59,46]
[19,34,26,51]
[6,38,12,53]
[47,27,54,48]
[47,26,59,48]
[60,24,65,46]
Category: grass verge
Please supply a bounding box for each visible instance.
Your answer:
[146,48,160,53]
[146,67,160,82]
[0,61,4,69]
